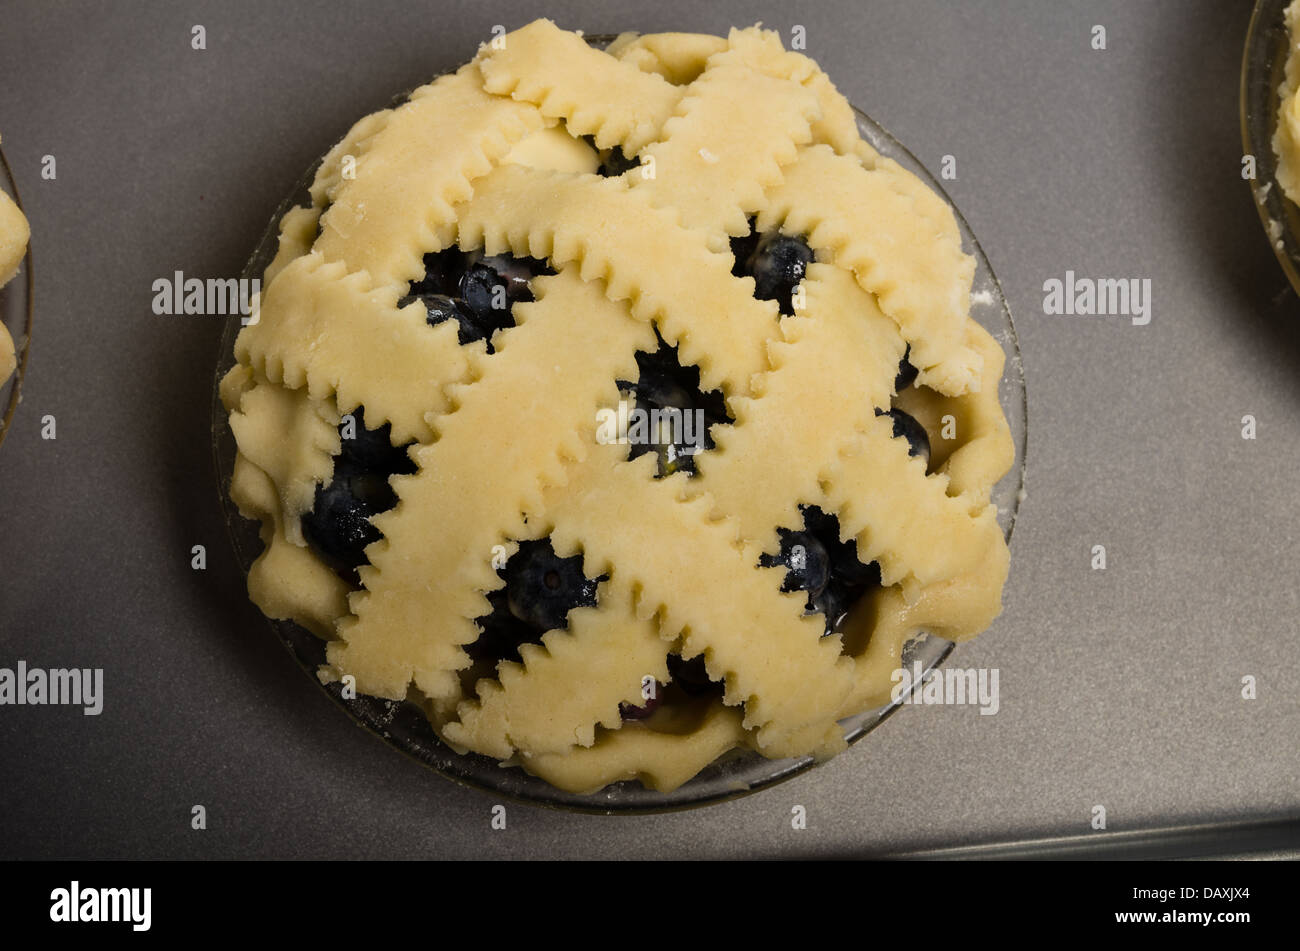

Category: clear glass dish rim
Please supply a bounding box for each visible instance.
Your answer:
[210,49,1028,815]
[0,143,34,450]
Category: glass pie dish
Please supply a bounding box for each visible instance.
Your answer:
[0,143,33,450]
[211,45,1028,814]
[1243,0,1300,292]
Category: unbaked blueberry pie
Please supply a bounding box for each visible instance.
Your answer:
[220,20,1013,794]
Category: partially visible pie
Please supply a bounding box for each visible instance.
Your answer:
[0,134,28,387]
[1275,1,1300,207]
[221,20,1014,794]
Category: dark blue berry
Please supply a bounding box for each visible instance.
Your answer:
[302,411,415,572]
[460,254,540,322]
[414,292,460,328]
[467,590,541,667]
[879,408,931,463]
[730,225,762,280]
[469,538,603,667]
[457,253,552,349]
[666,653,719,697]
[615,330,732,477]
[408,248,467,298]
[597,145,639,177]
[829,544,882,589]
[618,686,663,721]
[762,505,883,637]
[337,411,416,476]
[760,530,831,606]
[401,249,552,352]
[895,345,918,392]
[502,539,599,635]
[406,291,489,346]
[809,584,855,632]
[459,262,507,327]
[301,463,386,570]
[747,232,813,315]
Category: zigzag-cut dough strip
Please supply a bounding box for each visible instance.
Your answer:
[444,582,670,758]
[521,703,749,795]
[610,25,963,257]
[543,442,853,758]
[314,62,545,288]
[692,264,904,548]
[894,321,1014,500]
[454,164,779,397]
[631,56,819,250]
[836,533,1009,715]
[758,144,981,395]
[479,19,681,155]
[263,109,398,289]
[329,270,657,702]
[234,253,470,444]
[821,416,1004,592]
[225,373,350,638]
[608,31,725,85]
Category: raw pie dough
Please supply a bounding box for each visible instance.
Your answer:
[1277,1,1300,203]
[0,134,27,386]
[221,20,1014,794]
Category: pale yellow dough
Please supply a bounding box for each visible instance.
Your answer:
[1277,1,1300,203]
[223,20,1014,794]
[0,159,29,385]
[0,319,13,387]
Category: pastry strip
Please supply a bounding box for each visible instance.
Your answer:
[479,18,681,155]
[235,254,470,444]
[329,270,656,701]
[444,584,670,758]
[759,144,982,395]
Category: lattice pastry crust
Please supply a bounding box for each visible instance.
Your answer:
[221,20,1014,794]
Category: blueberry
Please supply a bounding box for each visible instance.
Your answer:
[466,590,542,667]
[618,686,663,721]
[760,530,831,606]
[627,348,695,411]
[337,411,416,476]
[746,232,813,315]
[401,249,553,352]
[616,331,732,477]
[468,252,540,301]
[502,539,600,635]
[597,145,639,178]
[879,408,931,463]
[459,262,509,329]
[302,410,415,572]
[895,345,918,392]
[458,253,551,343]
[403,290,490,347]
[412,292,460,328]
[730,224,762,280]
[828,543,882,589]
[301,463,385,570]
[468,538,603,667]
[666,653,719,697]
[408,248,467,298]
[809,584,853,632]
[762,506,883,636]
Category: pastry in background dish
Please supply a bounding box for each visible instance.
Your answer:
[0,135,29,386]
[1275,1,1300,203]
[221,19,1014,794]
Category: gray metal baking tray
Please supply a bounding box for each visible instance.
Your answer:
[0,0,1296,859]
